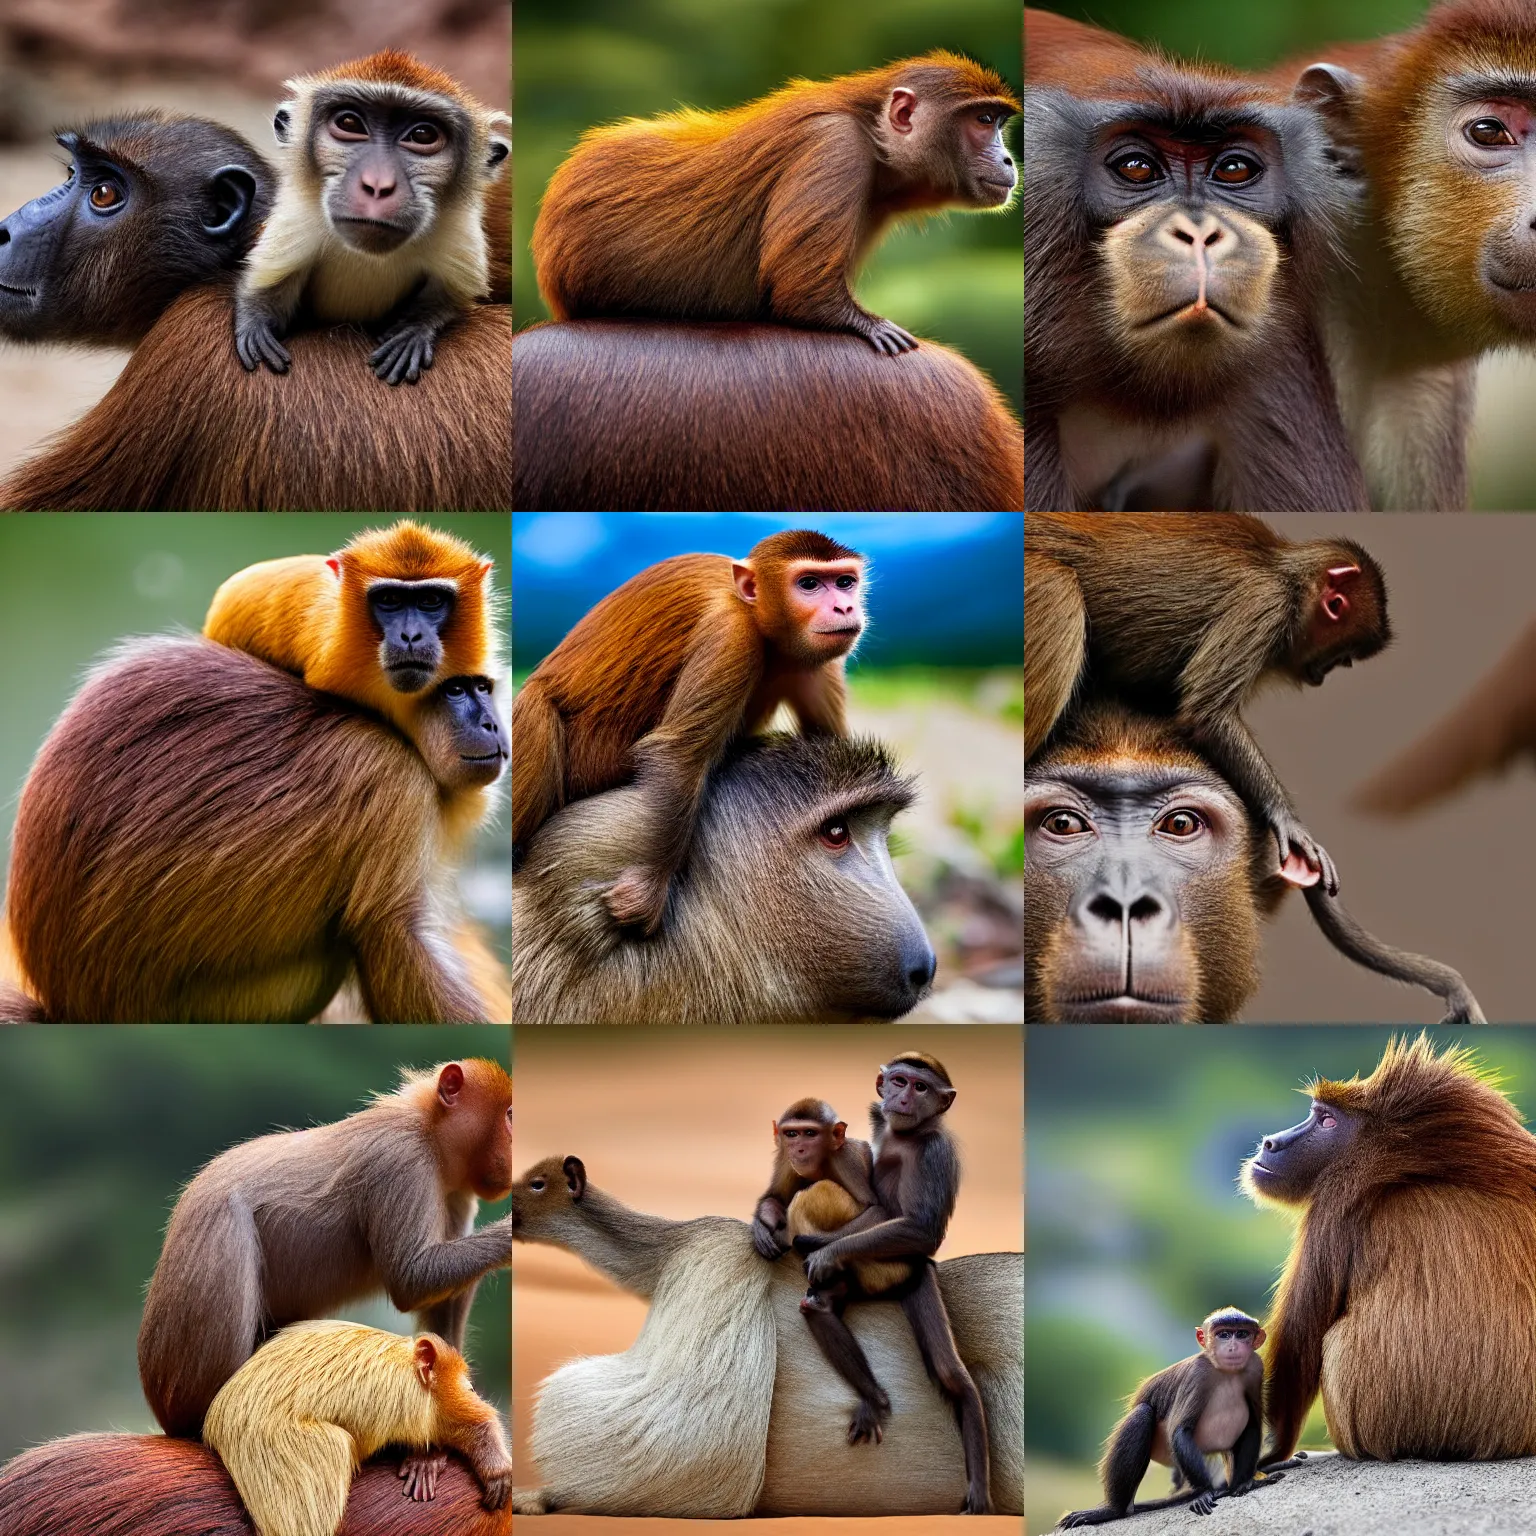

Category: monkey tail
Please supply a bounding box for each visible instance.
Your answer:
[511,676,565,865]
[1302,888,1487,1025]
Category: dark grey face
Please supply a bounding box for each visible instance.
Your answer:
[0,115,270,345]
[293,87,472,254]
[1246,1099,1358,1201]
[436,675,506,786]
[368,578,456,691]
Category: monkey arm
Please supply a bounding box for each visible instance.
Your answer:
[804,1212,940,1267]
[365,1168,513,1313]
[416,1285,478,1352]
[1227,1408,1263,1493]
[784,664,848,737]
[1168,1423,1216,1498]
[346,900,488,1024]
[1262,1216,1348,1462]
[752,1195,789,1258]
[371,274,466,386]
[234,270,305,375]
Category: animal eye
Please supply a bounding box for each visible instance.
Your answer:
[404,122,446,150]
[1110,152,1162,185]
[1155,809,1205,838]
[1042,810,1089,835]
[418,592,447,610]
[819,817,851,849]
[796,576,820,592]
[835,574,857,589]
[444,681,467,696]
[332,111,368,138]
[1468,118,1517,147]
[530,1178,546,1191]
[1211,153,1262,185]
[374,592,403,610]
[89,182,123,211]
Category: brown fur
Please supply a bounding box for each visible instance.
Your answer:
[512,732,932,1024]
[1246,1037,1536,1459]
[3,638,498,1023]
[532,56,1016,350]
[0,1433,511,1536]
[512,529,863,932]
[513,319,1021,511]
[138,1059,512,1441]
[0,282,510,511]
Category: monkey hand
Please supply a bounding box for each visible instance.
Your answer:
[235,314,291,375]
[1188,1490,1217,1516]
[1273,816,1340,896]
[399,1450,449,1502]
[847,1391,890,1445]
[792,1232,830,1255]
[803,1246,844,1286]
[752,1217,788,1259]
[371,319,441,386]
[858,314,919,356]
[603,865,670,935]
[478,1461,513,1511]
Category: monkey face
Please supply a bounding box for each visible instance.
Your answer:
[420,676,506,790]
[949,100,1019,207]
[776,1119,840,1177]
[1244,1098,1358,1205]
[875,1063,954,1127]
[1197,1319,1265,1371]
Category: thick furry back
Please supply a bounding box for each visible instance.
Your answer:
[528,1219,776,1515]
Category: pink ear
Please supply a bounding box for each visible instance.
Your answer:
[478,560,493,580]
[437,1062,466,1105]
[326,557,342,578]
[1322,565,1360,622]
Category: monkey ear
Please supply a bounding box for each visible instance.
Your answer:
[887,88,919,134]
[1252,1327,1268,1348]
[437,1062,467,1106]
[832,1121,847,1147]
[732,561,759,604]
[562,1155,587,1200]
[935,1087,956,1114]
[771,1120,780,1140]
[1294,63,1364,175]
[1195,1327,1208,1348]
[486,113,511,180]
[477,559,494,581]
[325,557,343,579]
[273,104,295,145]
[413,1336,439,1389]
[203,166,259,238]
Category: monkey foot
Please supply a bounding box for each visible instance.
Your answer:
[371,322,440,385]
[847,1396,890,1445]
[603,866,669,934]
[399,1449,449,1501]
[860,317,919,355]
[963,1486,994,1515]
[1273,820,1339,895]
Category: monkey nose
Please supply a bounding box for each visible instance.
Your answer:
[359,169,398,200]
[1159,213,1231,258]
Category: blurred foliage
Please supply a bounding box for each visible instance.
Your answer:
[513,0,1022,410]
[1027,1026,1536,1472]
[0,1026,510,1463]
[1038,0,1426,66]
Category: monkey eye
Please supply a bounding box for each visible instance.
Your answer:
[1154,808,1205,838]
[444,680,468,697]
[796,575,821,592]
[1210,153,1262,185]
[331,111,369,139]
[88,182,124,213]
[1468,117,1517,147]
[1109,152,1162,185]
[818,817,852,850]
[403,122,447,152]
[417,591,448,610]
[1041,809,1089,836]
[529,1177,546,1192]
[834,574,857,590]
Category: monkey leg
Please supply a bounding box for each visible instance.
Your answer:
[901,1265,992,1513]
[1024,552,1086,761]
[510,677,565,867]
[1058,1402,1154,1527]
[799,1302,892,1445]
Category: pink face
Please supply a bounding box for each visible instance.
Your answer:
[785,559,864,649]
[1197,1320,1265,1372]
[775,1119,841,1175]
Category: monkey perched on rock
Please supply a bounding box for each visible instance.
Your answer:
[1026,513,1391,893]
[204,1321,511,1536]
[1058,1309,1294,1527]
[513,528,867,934]
[533,54,1016,355]
[237,50,510,384]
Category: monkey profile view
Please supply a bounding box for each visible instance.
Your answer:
[533,54,1017,355]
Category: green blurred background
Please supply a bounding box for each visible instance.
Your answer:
[513,0,1022,413]
[0,1025,510,1465]
[0,513,510,968]
[1025,1026,1536,1534]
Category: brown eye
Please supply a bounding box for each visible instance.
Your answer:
[1042,810,1088,836]
[1468,117,1517,147]
[88,182,122,211]
[1211,154,1261,184]
[332,111,368,138]
[1110,152,1161,185]
[1155,809,1204,838]
[403,122,446,151]
[819,818,851,849]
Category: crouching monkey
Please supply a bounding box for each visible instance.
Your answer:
[1058,1308,1298,1526]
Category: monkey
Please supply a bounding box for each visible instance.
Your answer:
[1023,10,1367,511]
[1244,1035,1536,1460]
[0,112,272,346]
[1058,1309,1293,1527]
[513,528,866,934]
[511,732,936,1025]
[1026,513,1392,894]
[749,1098,913,1445]
[509,1154,1023,1516]
[0,1433,511,1536]
[204,519,498,754]
[1266,0,1536,509]
[781,1054,991,1514]
[2,640,505,1023]
[512,319,1023,512]
[1026,699,1486,1024]
[203,1321,510,1536]
[236,50,510,384]
[137,1059,510,1456]
[532,54,1016,355]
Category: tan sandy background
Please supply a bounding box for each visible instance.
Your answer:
[511,1026,1023,1529]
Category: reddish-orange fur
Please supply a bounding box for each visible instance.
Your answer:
[0,282,510,511]
[0,1434,511,1536]
[304,48,471,100]
[511,529,863,930]
[532,55,1017,345]
[1249,1037,1536,1459]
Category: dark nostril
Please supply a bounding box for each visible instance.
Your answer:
[1172,227,1195,245]
[908,952,937,991]
[1203,229,1223,247]
[0,227,9,247]
[1086,893,1123,922]
[1263,1137,1275,1152]
[1127,895,1162,923]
